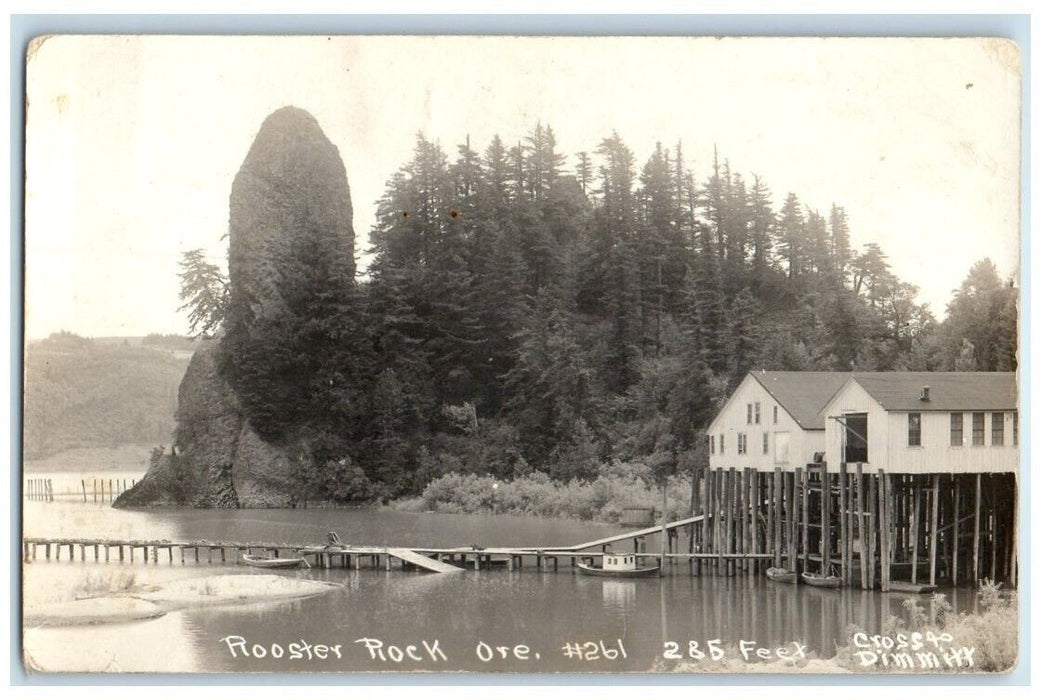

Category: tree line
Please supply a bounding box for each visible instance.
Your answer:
[181,124,1018,502]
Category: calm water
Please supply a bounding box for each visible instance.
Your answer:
[21,476,981,674]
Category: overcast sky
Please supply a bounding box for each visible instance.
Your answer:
[24,35,1021,340]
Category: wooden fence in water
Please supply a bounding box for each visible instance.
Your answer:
[24,477,137,504]
[685,464,1017,589]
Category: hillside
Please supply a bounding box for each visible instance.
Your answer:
[23,332,195,460]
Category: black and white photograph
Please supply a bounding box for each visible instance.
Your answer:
[19,33,1022,675]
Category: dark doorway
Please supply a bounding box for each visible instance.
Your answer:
[844,413,868,463]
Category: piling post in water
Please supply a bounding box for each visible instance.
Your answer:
[838,462,848,584]
[972,474,982,584]
[796,467,807,573]
[952,476,962,585]
[929,473,940,585]
[880,471,891,592]
[910,478,921,584]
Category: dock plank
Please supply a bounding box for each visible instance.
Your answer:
[386,548,464,573]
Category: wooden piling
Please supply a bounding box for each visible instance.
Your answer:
[798,467,807,573]
[972,473,981,584]
[772,468,782,568]
[952,477,961,585]
[838,463,848,584]
[867,472,877,590]
[911,479,921,584]
[785,471,796,572]
[751,468,760,574]
[929,473,940,585]
[821,466,831,576]
[730,468,739,575]
[711,470,720,572]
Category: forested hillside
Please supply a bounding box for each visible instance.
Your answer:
[23,332,193,459]
[182,125,1018,504]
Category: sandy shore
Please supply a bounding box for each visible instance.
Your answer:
[24,574,341,627]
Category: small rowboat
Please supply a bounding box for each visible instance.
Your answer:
[889,581,937,594]
[766,567,797,584]
[801,571,841,588]
[576,562,660,578]
[242,553,307,569]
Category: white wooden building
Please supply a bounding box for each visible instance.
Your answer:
[821,372,1018,474]
[706,371,849,473]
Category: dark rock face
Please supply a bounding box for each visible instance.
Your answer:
[228,105,355,324]
[116,107,354,509]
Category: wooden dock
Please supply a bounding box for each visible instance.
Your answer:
[22,465,1016,588]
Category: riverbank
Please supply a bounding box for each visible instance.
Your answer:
[24,573,341,627]
[391,468,692,524]
[655,585,1018,674]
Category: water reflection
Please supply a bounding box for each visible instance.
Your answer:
[22,494,982,673]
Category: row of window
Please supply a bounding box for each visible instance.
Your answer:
[711,432,771,456]
[710,430,792,463]
[746,402,780,425]
[907,411,1018,447]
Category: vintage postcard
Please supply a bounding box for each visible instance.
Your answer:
[21,35,1021,675]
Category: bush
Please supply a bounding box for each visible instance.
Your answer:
[400,462,697,523]
[835,579,1018,673]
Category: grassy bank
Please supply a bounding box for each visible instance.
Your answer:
[833,580,1018,673]
[392,463,693,524]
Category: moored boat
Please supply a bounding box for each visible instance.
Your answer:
[766,567,797,584]
[242,553,307,569]
[576,552,660,578]
[888,581,937,594]
[800,571,841,588]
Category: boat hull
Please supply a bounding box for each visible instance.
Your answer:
[800,572,841,588]
[766,567,797,584]
[576,562,660,578]
[242,554,305,569]
[889,581,937,594]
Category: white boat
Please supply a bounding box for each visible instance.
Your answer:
[576,552,660,578]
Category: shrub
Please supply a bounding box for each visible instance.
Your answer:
[402,463,697,523]
[835,580,1018,673]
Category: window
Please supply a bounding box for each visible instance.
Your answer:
[992,412,1004,446]
[773,405,778,424]
[746,404,753,424]
[737,433,747,455]
[709,434,715,455]
[1013,411,1018,446]
[908,412,921,446]
[774,432,790,464]
[762,433,769,455]
[950,413,963,446]
[720,434,725,455]
[972,412,985,446]
[754,402,761,424]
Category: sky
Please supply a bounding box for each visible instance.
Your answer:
[23,35,1022,340]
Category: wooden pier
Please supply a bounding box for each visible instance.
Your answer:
[22,465,1017,588]
[684,465,1018,589]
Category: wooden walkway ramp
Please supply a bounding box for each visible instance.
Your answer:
[552,514,706,552]
[386,547,464,573]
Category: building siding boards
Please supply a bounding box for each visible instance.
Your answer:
[823,378,889,474]
[707,373,824,473]
[883,410,1018,474]
[712,371,1019,476]
[821,375,1018,475]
